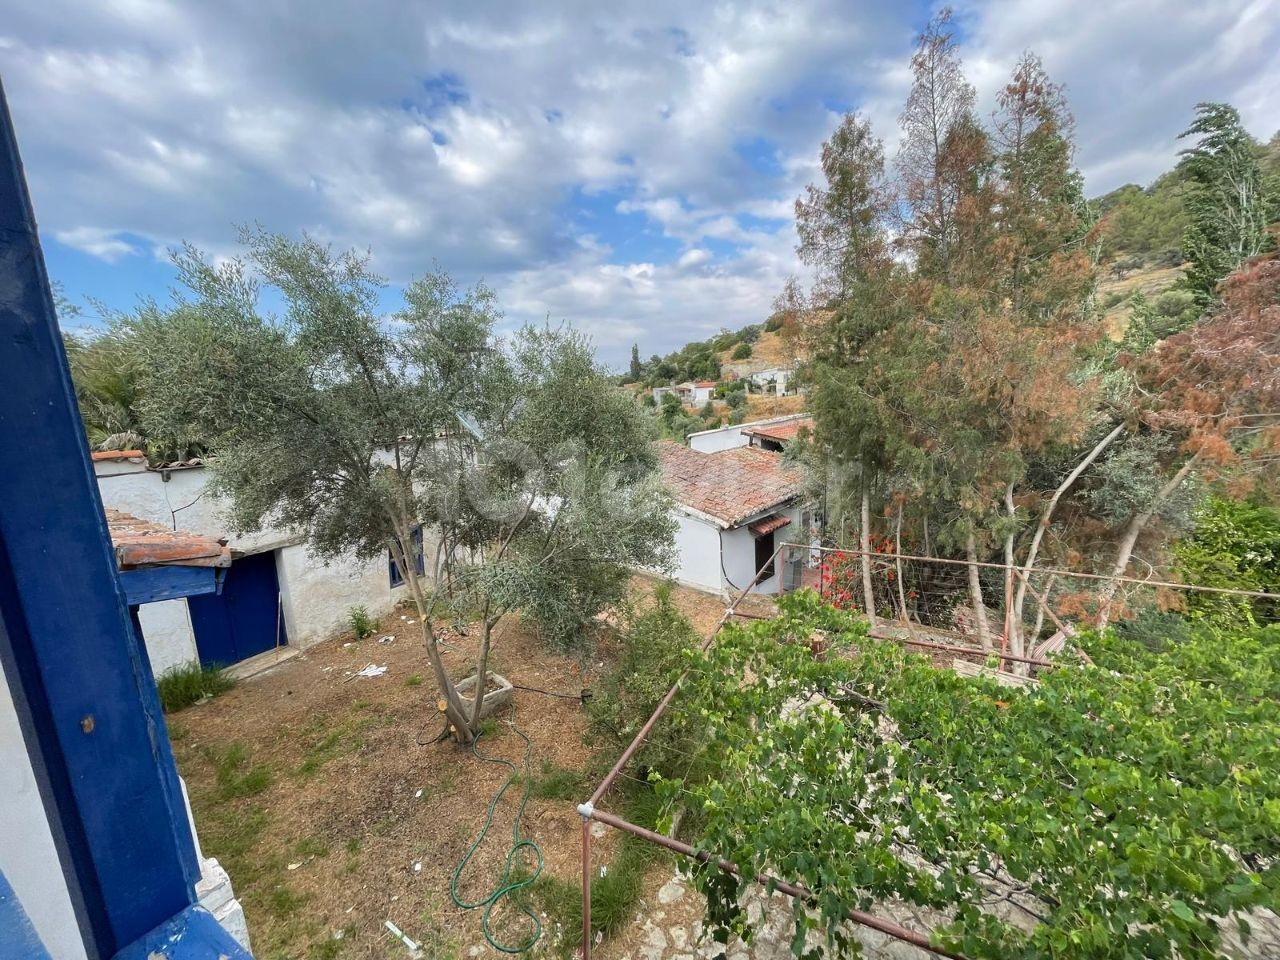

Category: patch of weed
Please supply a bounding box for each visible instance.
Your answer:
[298,730,343,778]
[294,836,331,859]
[156,663,235,712]
[212,743,273,799]
[527,783,670,954]
[348,605,378,639]
[526,761,587,801]
[266,881,310,918]
[405,674,423,687]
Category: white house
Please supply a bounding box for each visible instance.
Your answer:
[92,450,410,675]
[656,440,811,595]
[689,414,813,454]
[748,366,795,396]
[655,380,717,407]
[686,380,717,405]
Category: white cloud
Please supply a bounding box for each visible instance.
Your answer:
[4,0,1278,365]
[54,227,139,262]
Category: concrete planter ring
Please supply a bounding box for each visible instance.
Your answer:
[455,672,515,720]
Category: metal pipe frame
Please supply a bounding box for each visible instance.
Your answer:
[582,806,965,960]
[579,544,969,960]
[816,545,1280,602]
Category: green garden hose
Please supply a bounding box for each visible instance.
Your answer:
[449,706,544,954]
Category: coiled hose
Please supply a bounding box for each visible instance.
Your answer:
[448,706,543,953]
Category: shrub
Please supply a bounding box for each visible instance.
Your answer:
[725,389,747,410]
[673,591,1280,960]
[587,582,700,782]
[699,399,714,418]
[348,604,378,639]
[764,313,785,332]
[156,663,235,712]
[730,342,752,360]
[1174,496,1280,627]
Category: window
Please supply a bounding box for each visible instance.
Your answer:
[754,529,776,580]
[389,525,425,587]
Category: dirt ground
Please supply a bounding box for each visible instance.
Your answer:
[170,577,729,960]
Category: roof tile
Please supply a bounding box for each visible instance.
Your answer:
[743,417,814,444]
[105,508,231,570]
[657,441,804,527]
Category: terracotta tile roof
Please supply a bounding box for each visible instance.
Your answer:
[693,380,716,388]
[743,416,814,444]
[656,441,804,527]
[748,513,792,536]
[105,509,231,570]
[91,449,145,462]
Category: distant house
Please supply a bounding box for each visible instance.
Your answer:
[654,380,717,407]
[93,450,410,674]
[689,414,813,454]
[748,366,794,396]
[656,440,812,595]
[688,380,717,404]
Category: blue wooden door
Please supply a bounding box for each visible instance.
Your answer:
[189,550,286,666]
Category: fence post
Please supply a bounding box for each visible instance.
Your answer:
[581,816,592,960]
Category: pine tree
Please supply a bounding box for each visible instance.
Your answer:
[896,7,977,281]
[629,342,642,381]
[1178,102,1271,301]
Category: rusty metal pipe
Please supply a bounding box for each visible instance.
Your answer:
[870,631,1053,668]
[586,542,789,806]
[581,818,592,960]
[586,807,965,960]
[817,546,1280,601]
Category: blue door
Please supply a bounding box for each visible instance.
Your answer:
[189,550,286,666]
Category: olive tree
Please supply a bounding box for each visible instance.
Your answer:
[125,229,674,742]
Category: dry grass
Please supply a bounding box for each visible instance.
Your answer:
[172,579,730,960]
[1097,263,1183,338]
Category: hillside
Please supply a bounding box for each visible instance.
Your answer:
[1097,263,1185,337]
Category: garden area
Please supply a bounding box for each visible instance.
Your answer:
[167,578,725,960]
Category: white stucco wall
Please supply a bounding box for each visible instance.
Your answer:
[689,414,810,454]
[721,503,805,595]
[668,512,724,593]
[690,385,714,405]
[136,600,198,677]
[0,660,89,960]
[276,543,397,648]
[688,423,750,453]
[96,461,400,669]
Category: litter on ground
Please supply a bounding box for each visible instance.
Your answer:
[344,663,388,681]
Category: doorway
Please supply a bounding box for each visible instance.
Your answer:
[188,550,286,666]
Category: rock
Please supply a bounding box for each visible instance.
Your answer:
[657,879,687,905]
[591,822,607,839]
[645,927,668,949]
[467,946,486,957]
[670,927,688,949]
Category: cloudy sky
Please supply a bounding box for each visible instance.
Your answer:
[4,0,1278,366]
